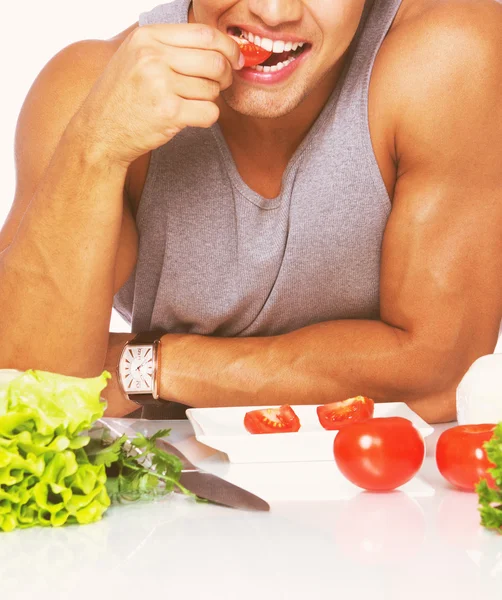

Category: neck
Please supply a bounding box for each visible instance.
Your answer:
[218,58,347,166]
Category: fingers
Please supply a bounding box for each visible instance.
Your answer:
[122,24,237,136]
[173,75,221,102]
[167,47,233,90]
[176,99,220,129]
[144,23,243,71]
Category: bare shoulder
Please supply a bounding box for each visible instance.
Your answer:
[20,23,138,115]
[54,22,137,71]
[378,0,502,103]
[373,0,502,161]
[3,22,140,251]
[2,23,141,285]
[385,0,502,61]
[13,22,139,198]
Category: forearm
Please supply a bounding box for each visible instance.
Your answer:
[0,123,127,375]
[159,320,460,422]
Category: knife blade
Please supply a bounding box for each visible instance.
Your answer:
[155,438,270,512]
[179,471,270,512]
[97,419,270,512]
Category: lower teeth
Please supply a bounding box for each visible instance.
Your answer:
[249,56,296,73]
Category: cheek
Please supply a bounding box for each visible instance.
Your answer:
[192,0,239,26]
[313,0,367,49]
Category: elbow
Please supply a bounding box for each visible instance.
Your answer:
[399,320,473,394]
[0,341,107,379]
[0,358,106,380]
[400,338,475,424]
[407,386,457,424]
[421,348,465,397]
[401,318,502,424]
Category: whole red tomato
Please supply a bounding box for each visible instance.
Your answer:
[333,417,425,491]
[436,424,496,491]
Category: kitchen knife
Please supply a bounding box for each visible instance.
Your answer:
[155,437,270,512]
[97,419,270,512]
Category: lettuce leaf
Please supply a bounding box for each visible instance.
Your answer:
[0,370,109,438]
[0,371,111,532]
[477,421,502,532]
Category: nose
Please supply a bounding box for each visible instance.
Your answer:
[247,0,303,28]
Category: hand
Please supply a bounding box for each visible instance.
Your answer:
[71,24,243,167]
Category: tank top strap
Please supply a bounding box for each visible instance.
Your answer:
[139,0,191,26]
[335,0,404,200]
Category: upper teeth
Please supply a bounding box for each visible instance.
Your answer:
[241,30,305,53]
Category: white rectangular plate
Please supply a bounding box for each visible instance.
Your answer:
[187,403,434,464]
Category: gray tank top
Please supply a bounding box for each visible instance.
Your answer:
[114,0,402,337]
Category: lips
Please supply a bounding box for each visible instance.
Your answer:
[232,27,308,54]
[229,26,310,74]
[235,47,310,84]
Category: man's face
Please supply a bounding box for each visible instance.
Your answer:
[192,0,367,118]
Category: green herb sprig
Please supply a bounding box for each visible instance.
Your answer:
[86,428,191,503]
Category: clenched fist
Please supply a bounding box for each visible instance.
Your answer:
[73,24,244,167]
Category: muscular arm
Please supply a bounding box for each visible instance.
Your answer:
[1,22,248,416]
[0,30,138,376]
[145,3,501,424]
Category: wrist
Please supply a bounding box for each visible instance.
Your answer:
[62,112,130,175]
[158,333,190,401]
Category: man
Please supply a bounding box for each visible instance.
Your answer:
[0,0,500,423]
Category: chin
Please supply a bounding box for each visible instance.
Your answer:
[221,87,306,119]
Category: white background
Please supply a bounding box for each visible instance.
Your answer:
[0,1,500,349]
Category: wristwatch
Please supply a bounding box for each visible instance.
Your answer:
[117,331,165,407]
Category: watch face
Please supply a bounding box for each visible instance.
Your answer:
[119,345,155,394]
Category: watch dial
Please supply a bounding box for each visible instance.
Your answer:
[119,345,155,393]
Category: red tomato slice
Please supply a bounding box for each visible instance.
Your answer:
[244,405,301,434]
[317,396,374,430]
[436,424,497,491]
[333,417,425,491]
[232,36,273,67]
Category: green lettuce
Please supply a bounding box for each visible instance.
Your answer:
[477,422,502,532]
[0,370,111,532]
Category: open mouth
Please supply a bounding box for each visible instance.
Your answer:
[228,26,310,72]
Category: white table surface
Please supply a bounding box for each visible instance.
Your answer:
[1,420,500,600]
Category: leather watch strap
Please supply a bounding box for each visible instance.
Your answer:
[129,330,165,345]
[140,402,190,420]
